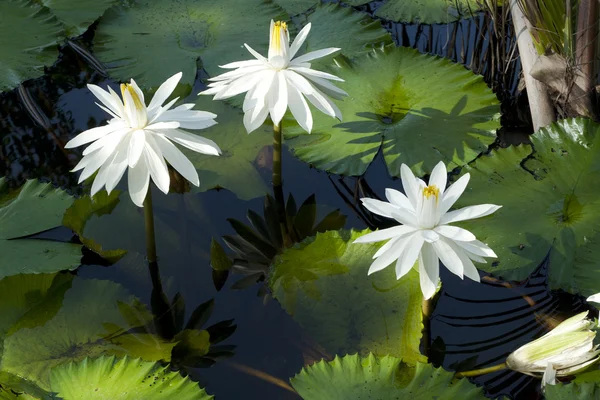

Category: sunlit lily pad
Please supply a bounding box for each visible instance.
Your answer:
[49,356,213,399]
[0,278,152,390]
[0,178,82,278]
[0,0,63,92]
[93,0,286,92]
[269,229,425,364]
[41,0,118,36]
[284,46,500,177]
[291,353,486,399]
[345,0,482,24]
[454,118,600,296]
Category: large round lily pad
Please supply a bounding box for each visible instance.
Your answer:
[41,0,118,36]
[49,356,213,399]
[283,46,500,177]
[93,0,287,92]
[269,229,425,364]
[291,353,487,399]
[453,118,600,297]
[0,0,63,92]
[345,0,483,24]
[0,178,82,278]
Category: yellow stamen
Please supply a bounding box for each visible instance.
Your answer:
[272,21,288,52]
[120,83,144,110]
[423,185,440,202]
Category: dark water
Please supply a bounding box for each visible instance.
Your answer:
[1,4,592,399]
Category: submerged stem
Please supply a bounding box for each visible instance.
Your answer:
[455,363,508,378]
[273,123,282,187]
[422,297,432,358]
[143,186,157,264]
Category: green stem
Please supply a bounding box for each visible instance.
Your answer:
[422,297,432,359]
[273,123,282,187]
[455,363,507,378]
[143,186,157,264]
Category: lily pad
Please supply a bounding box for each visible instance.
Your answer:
[93,0,286,92]
[0,178,82,278]
[291,353,487,399]
[183,97,272,200]
[275,0,318,16]
[49,356,213,399]
[0,278,152,390]
[453,118,600,296]
[545,382,600,399]
[283,46,500,177]
[41,0,118,36]
[0,0,63,92]
[344,0,482,24]
[269,229,425,364]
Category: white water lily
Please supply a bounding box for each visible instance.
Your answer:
[506,311,600,387]
[353,161,501,299]
[200,20,347,134]
[587,293,600,303]
[66,72,221,207]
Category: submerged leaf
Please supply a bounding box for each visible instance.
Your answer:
[270,229,425,363]
[291,353,487,399]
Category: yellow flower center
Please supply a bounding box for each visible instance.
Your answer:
[120,83,144,111]
[423,185,440,202]
[272,21,288,52]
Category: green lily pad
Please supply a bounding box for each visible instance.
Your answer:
[183,97,272,200]
[546,382,600,399]
[41,0,118,36]
[344,0,482,24]
[93,0,286,93]
[291,353,486,399]
[0,0,63,92]
[269,229,425,364]
[0,278,152,390]
[0,178,82,278]
[453,118,600,296]
[283,46,500,177]
[275,0,318,16]
[49,356,213,399]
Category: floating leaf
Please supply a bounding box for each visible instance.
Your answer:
[545,381,600,399]
[454,118,600,296]
[0,178,81,278]
[269,229,425,363]
[345,0,482,24]
[41,0,118,36]
[275,0,318,16]
[93,0,286,92]
[0,278,150,390]
[284,46,500,177]
[0,0,63,92]
[49,356,213,399]
[291,353,487,399]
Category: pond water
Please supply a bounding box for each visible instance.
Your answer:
[2,1,598,399]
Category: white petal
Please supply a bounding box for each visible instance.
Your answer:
[433,225,476,242]
[286,81,312,133]
[454,239,497,258]
[289,23,311,59]
[421,229,440,243]
[439,173,470,216]
[429,161,447,192]
[367,235,411,275]
[81,127,131,156]
[90,153,114,196]
[213,70,268,100]
[372,236,402,259]
[147,72,181,112]
[160,129,221,155]
[155,135,199,186]
[219,59,264,69]
[305,87,342,120]
[105,141,129,193]
[244,43,268,63]
[400,164,420,209]
[296,73,348,100]
[439,204,502,225]
[270,72,288,126]
[145,121,180,131]
[127,129,146,168]
[385,188,413,210]
[128,155,150,207]
[432,238,465,279]
[243,103,270,133]
[395,233,425,280]
[144,141,170,194]
[543,363,557,387]
[288,66,344,82]
[87,84,123,117]
[353,225,418,244]
[292,47,341,64]
[587,293,600,303]
[419,242,439,299]
[444,236,481,282]
[360,198,400,219]
[65,123,125,149]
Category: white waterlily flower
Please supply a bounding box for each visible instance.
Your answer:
[587,293,600,303]
[66,72,221,207]
[200,20,347,134]
[353,161,501,299]
[506,311,600,387]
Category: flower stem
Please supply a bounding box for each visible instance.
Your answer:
[273,123,282,187]
[143,186,157,264]
[422,297,432,359]
[455,363,507,378]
